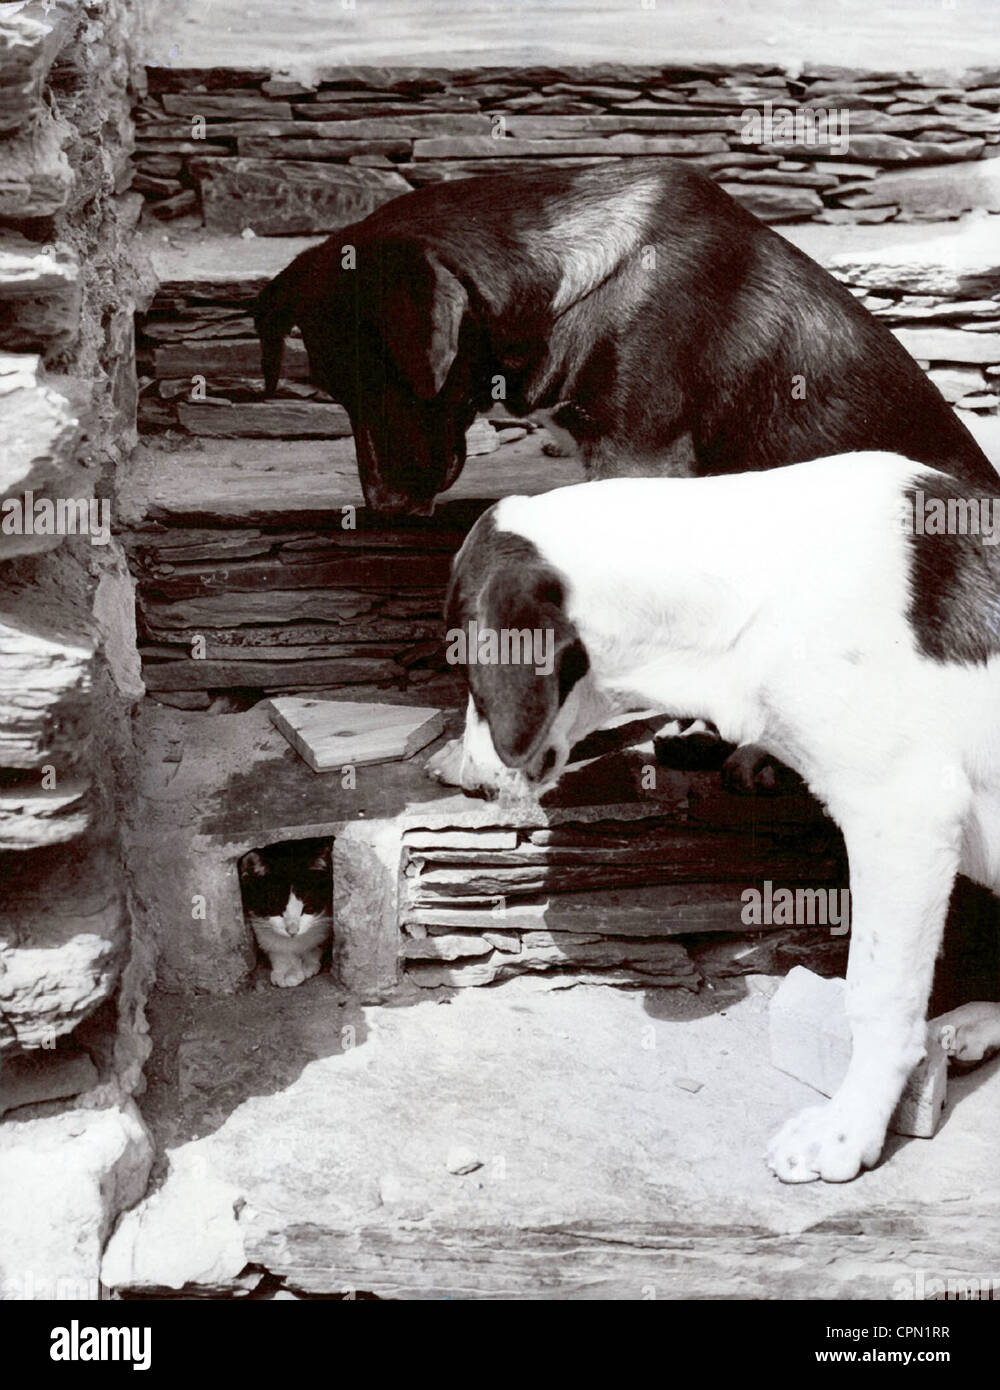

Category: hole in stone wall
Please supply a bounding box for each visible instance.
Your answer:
[236,836,334,989]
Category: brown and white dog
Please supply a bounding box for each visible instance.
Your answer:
[440,452,1000,1182]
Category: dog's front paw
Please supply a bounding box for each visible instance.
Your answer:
[425,737,465,786]
[767,1101,885,1184]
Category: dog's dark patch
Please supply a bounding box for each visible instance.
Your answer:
[446,510,589,767]
[905,470,1000,664]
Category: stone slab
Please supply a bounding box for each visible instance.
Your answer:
[0,1103,152,1302]
[116,435,585,525]
[0,1047,98,1117]
[146,232,325,302]
[103,977,1000,1299]
[190,158,410,235]
[0,838,126,1050]
[892,326,1000,364]
[833,157,1000,214]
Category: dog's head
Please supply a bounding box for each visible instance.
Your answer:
[254,235,483,517]
[445,507,600,797]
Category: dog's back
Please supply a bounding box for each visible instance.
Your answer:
[258,159,997,509]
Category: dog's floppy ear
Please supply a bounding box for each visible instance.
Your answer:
[254,256,309,396]
[469,558,589,769]
[378,242,468,401]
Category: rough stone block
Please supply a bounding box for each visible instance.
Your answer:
[0,107,74,218]
[835,156,1000,216]
[101,1151,247,1294]
[927,365,987,401]
[0,839,125,1050]
[131,833,255,995]
[769,966,948,1138]
[190,156,411,233]
[892,326,1000,365]
[0,778,89,849]
[0,353,86,556]
[0,235,80,355]
[0,604,93,770]
[0,1103,152,1301]
[0,0,76,136]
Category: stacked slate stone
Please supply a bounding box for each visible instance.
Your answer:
[133,62,1000,232]
[132,61,1000,440]
[399,775,849,990]
[128,516,470,707]
[0,0,153,1259]
[827,218,1000,412]
[0,0,139,1034]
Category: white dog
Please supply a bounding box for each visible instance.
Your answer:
[429,451,1000,1183]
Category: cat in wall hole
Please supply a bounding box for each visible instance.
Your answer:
[238,839,333,987]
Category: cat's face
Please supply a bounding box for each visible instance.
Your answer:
[239,840,332,939]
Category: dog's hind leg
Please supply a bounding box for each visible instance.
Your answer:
[937,1002,1000,1066]
[768,776,963,1183]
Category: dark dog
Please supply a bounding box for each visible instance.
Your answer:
[255,159,995,516]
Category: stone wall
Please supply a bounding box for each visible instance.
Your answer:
[399,777,850,991]
[134,61,1000,229]
[123,59,1000,702]
[0,0,155,1299]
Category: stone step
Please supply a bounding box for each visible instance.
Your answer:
[117,433,585,526]
[118,433,581,700]
[142,229,323,303]
[101,973,1000,1298]
[142,220,994,300]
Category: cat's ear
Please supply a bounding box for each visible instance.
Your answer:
[307,844,332,873]
[239,850,268,880]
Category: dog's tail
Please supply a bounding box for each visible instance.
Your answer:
[253,261,302,396]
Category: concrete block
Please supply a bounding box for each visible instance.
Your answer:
[769,966,948,1138]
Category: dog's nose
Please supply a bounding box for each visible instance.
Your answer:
[521,746,558,786]
[363,489,436,519]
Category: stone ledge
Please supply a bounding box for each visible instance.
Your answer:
[0,837,127,1050]
[0,0,77,137]
[0,234,81,356]
[102,978,1000,1299]
[0,352,90,558]
[0,599,94,772]
[117,434,585,525]
[0,1101,152,1302]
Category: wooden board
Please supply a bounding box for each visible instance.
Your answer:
[267,697,444,773]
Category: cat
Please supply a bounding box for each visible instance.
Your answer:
[238,839,333,988]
